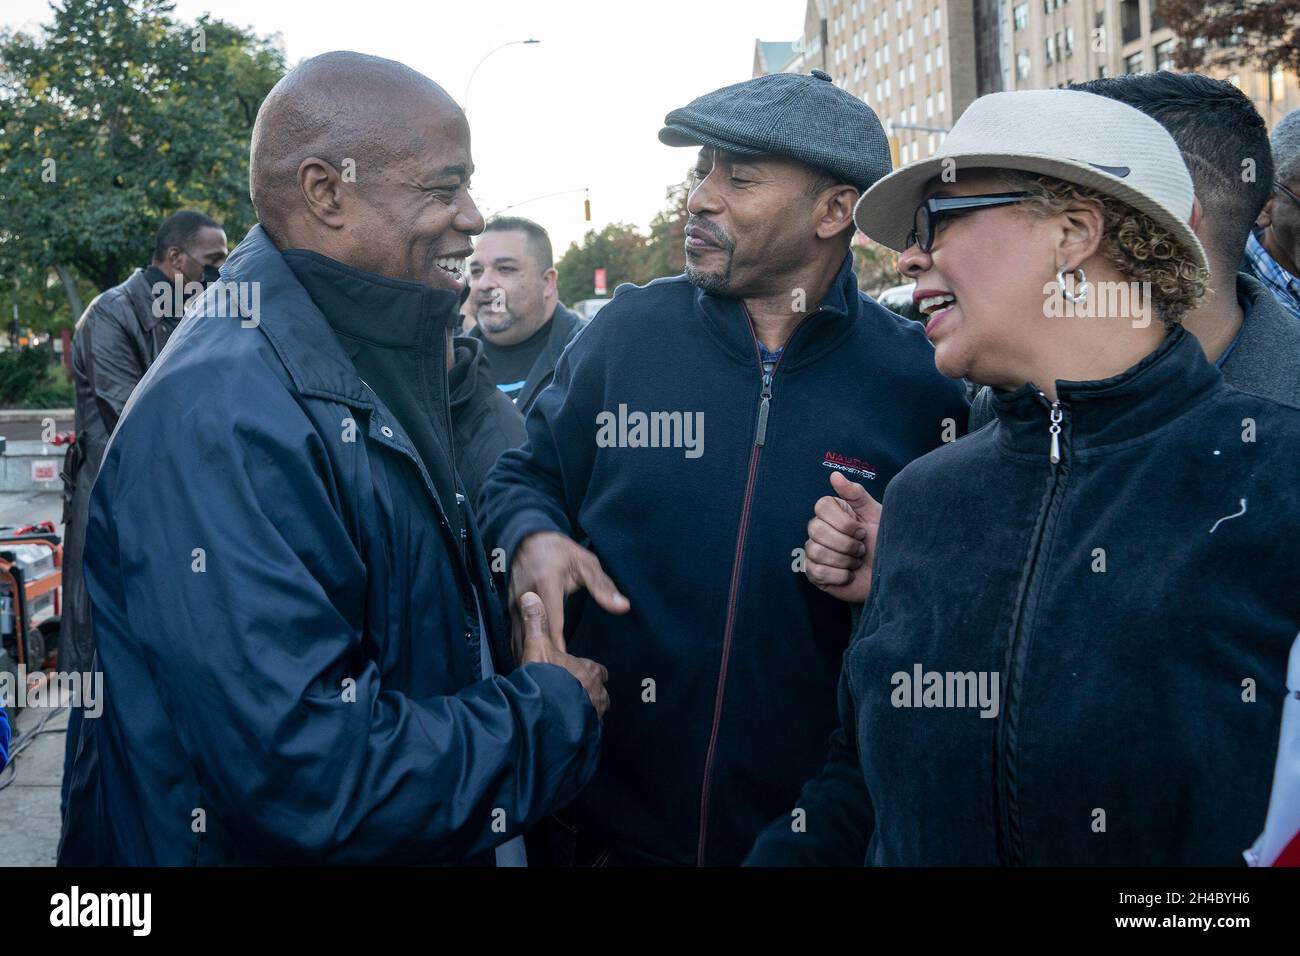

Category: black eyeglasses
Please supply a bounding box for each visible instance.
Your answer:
[906,191,1032,253]
[1275,180,1300,210]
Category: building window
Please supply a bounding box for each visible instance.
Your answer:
[873,16,879,36]
[1014,3,1028,30]
[909,62,916,82]
[1017,50,1032,79]
[876,81,883,101]
[1155,39,1175,71]
[885,77,891,96]
[937,89,945,113]
[936,45,943,68]
[933,7,940,29]
[929,132,937,154]
[1272,66,1286,101]
[898,34,904,53]
[925,51,932,73]
[1125,51,1144,74]
[923,12,930,36]
[927,94,933,117]
[1046,35,1056,64]
[875,49,882,68]
[910,104,917,123]
[907,27,914,47]
[1065,26,1074,56]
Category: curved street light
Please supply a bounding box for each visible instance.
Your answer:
[487,186,590,220]
[463,39,540,113]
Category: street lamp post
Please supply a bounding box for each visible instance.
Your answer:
[463,39,540,113]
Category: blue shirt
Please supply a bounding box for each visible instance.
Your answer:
[1244,229,1300,323]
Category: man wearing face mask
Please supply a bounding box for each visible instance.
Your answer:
[59,51,607,865]
[58,209,227,826]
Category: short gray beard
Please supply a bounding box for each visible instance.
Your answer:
[476,306,520,335]
[685,256,734,295]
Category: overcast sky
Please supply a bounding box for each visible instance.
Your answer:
[3,0,806,257]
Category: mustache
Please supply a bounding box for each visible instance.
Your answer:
[687,215,735,251]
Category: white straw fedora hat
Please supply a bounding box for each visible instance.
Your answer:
[853,89,1207,271]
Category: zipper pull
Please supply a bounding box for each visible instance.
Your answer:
[1048,402,1063,464]
[755,361,775,447]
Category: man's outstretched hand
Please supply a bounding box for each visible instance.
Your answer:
[518,591,610,718]
[803,470,882,604]
[509,531,630,657]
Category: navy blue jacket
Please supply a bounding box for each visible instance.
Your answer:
[748,328,1300,865]
[58,226,600,865]
[479,255,969,864]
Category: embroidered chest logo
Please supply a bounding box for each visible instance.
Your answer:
[823,450,877,481]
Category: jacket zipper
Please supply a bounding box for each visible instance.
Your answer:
[695,309,808,866]
[359,380,483,657]
[995,393,1066,865]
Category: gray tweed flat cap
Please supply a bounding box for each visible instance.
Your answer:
[659,69,892,192]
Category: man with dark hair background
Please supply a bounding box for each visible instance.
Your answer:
[59,209,227,825]
[1068,71,1300,405]
[467,216,586,413]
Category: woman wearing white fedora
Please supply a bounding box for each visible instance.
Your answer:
[747,89,1300,866]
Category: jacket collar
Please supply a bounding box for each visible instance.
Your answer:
[1224,271,1300,399]
[218,225,378,408]
[990,325,1221,458]
[281,247,462,357]
[695,252,859,369]
[449,334,491,411]
[125,268,172,333]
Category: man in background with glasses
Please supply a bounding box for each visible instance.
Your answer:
[1246,107,1300,323]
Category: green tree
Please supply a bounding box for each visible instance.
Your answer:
[0,0,285,329]
[555,222,649,304]
[852,242,902,297]
[555,176,692,303]
[639,177,690,281]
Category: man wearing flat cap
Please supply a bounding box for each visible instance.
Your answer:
[480,71,969,865]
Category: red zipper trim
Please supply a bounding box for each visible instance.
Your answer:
[695,304,803,865]
[696,439,762,865]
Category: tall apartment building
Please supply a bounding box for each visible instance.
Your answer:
[998,0,1300,125]
[755,0,980,165]
[757,0,1300,166]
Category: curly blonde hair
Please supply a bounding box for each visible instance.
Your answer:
[999,171,1209,327]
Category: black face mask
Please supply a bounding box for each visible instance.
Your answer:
[201,264,221,286]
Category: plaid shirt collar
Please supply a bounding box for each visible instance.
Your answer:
[1245,229,1300,322]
